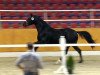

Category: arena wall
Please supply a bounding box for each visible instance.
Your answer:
[0,28,100,52]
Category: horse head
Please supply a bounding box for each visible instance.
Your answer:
[23,14,39,27]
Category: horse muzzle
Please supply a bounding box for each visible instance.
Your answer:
[23,22,28,27]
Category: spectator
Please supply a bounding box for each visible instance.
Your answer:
[15,42,43,75]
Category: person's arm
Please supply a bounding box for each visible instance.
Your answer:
[17,64,24,69]
[36,56,43,69]
[15,56,24,70]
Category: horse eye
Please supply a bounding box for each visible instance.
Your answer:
[31,17,34,20]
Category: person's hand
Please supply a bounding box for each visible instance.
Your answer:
[18,65,24,70]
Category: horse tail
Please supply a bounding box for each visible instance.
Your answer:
[77,31,95,48]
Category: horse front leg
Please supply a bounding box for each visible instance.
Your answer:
[56,46,70,64]
[34,41,45,52]
[33,41,40,52]
[34,47,38,52]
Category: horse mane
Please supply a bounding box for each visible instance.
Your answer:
[36,15,51,29]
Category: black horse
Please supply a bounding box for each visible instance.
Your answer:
[23,14,95,63]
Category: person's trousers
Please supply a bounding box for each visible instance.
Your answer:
[24,71,38,75]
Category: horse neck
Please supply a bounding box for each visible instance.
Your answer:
[34,18,51,34]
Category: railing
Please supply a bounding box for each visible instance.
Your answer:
[0,9,100,12]
[0,9,100,27]
[0,43,100,48]
[0,36,100,74]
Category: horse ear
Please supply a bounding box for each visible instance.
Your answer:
[30,14,33,17]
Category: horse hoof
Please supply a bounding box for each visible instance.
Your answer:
[78,60,83,63]
[55,59,61,64]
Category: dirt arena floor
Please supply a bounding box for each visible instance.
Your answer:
[0,56,100,75]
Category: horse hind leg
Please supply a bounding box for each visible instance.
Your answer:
[73,46,83,63]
